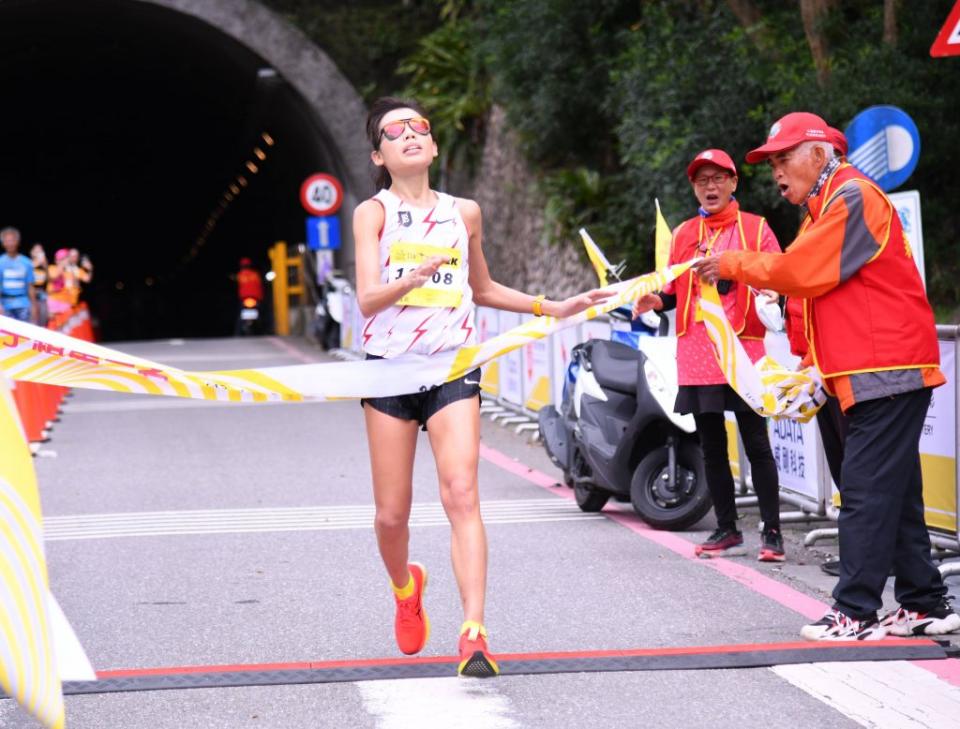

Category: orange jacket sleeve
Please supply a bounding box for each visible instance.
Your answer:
[718,181,887,299]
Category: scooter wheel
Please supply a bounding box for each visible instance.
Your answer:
[574,481,609,512]
[630,440,711,530]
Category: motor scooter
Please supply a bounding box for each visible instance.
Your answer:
[236,296,261,336]
[314,271,351,350]
[538,308,711,530]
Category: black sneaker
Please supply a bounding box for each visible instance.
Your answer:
[694,527,745,558]
[758,527,786,563]
[880,598,960,636]
[800,609,886,641]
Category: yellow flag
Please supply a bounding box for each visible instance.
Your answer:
[655,198,671,272]
[0,377,65,729]
[578,228,611,287]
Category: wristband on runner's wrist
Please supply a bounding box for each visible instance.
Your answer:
[532,294,545,317]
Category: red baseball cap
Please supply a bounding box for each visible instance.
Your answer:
[745,112,832,163]
[827,126,848,156]
[686,149,737,181]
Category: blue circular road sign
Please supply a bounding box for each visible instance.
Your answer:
[845,105,920,192]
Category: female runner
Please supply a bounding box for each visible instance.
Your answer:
[354,97,610,676]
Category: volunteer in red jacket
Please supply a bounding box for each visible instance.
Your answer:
[694,112,960,641]
[634,149,784,561]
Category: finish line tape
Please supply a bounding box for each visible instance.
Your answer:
[0,262,823,419]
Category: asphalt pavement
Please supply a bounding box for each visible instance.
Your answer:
[2,335,959,729]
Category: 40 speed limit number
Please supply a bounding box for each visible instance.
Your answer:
[300,173,344,216]
[389,241,463,308]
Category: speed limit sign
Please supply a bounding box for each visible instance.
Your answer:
[300,173,344,216]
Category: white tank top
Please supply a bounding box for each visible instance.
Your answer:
[362,189,476,357]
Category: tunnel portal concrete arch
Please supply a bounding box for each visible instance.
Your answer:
[139,0,371,275]
[0,0,378,339]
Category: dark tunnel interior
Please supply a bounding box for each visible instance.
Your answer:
[0,0,342,340]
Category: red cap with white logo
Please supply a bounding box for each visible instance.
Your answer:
[686,149,737,181]
[746,112,832,163]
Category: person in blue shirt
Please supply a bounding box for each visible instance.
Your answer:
[0,227,37,323]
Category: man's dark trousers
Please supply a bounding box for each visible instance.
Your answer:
[833,387,947,619]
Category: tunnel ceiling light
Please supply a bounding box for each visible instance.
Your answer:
[229,184,240,195]
[261,132,274,146]
[225,192,234,201]
[145,277,155,286]
[246,161,259,174]
[254,147,266,161]
[237,176,248,187]
[258,68,278,79]
[115,281,125,290]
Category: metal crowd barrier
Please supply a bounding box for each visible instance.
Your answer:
[338,296,960,571]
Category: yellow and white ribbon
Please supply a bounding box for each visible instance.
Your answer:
[699,282,825,421]
[0,375,64,729]
[0,263,693,403]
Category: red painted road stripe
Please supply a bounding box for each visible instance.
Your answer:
[478,441,960,688]
[267,337,317,364]
[96,638,938,680]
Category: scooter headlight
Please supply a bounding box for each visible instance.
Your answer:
[643,359,667,394]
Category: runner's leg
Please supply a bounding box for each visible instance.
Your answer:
[364,404,420,588]
[426,396,486,623]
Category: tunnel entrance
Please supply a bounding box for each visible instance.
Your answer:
[0,0,367,341]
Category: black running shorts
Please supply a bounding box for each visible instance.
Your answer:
[360,354,481,430]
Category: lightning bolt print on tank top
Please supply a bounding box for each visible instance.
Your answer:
[362,189,477,357]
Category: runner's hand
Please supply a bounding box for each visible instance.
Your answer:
[408,255,449,288]
[550,289,615,318]
[632,293,663,319]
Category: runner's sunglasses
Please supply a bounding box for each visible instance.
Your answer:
[378,117,431,142]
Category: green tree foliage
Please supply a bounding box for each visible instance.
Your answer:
[471,0,960,314]
[272,0,960,315]
[477,0,638,169]
[259,0,441,100]
[398,14,489,182]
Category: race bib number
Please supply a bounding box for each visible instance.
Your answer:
[390,242,463,308]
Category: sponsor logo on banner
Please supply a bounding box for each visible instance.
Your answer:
[763,333,822,503]
[920,340,957,533]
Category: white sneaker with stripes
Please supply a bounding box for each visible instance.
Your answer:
[800,609,887,641]
[880,599,960,636]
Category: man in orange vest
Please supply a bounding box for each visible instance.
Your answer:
[694,112,959,641]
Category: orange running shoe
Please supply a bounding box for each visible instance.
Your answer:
[393,562,429,655]
[457,621,499,678]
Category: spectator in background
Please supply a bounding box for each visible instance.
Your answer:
[46,248,74,315]
[0,227,37,323]
[67,248,93,301]
[30,244,50,327]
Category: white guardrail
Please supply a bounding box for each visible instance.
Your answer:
[339,296,959,570]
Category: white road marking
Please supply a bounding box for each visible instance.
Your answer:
[43,498,604,541]
[357,677,520,729]
[772,660,960,729]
